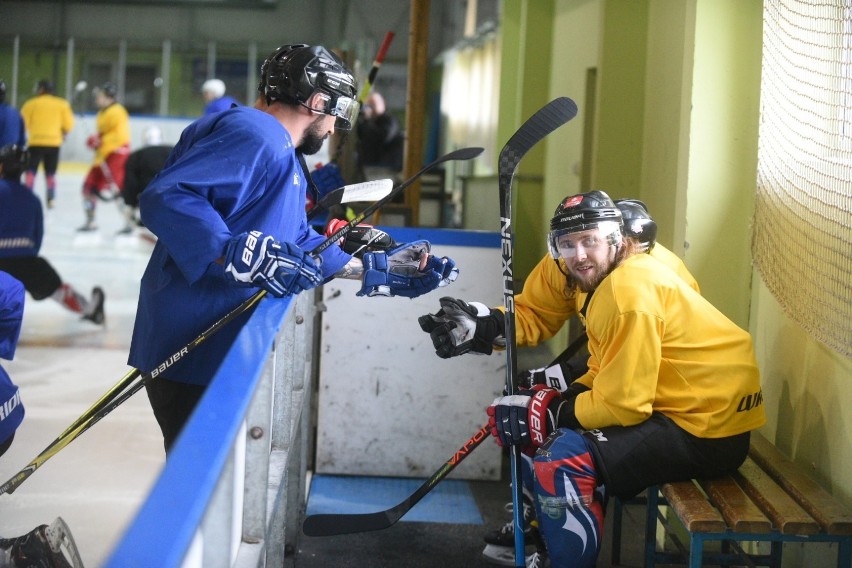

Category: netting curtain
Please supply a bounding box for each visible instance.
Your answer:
[754,0,852,358]
[440,34,500,173]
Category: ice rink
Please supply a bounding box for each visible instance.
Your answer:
[0,163,164,567]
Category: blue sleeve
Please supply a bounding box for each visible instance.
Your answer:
[0,272,25,361]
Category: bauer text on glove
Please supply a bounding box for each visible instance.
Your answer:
[224,230,322,297]
[487,386,564,448]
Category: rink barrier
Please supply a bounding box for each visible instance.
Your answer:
[104,290,315,568]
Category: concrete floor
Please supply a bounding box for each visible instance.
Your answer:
[0,164,654,568]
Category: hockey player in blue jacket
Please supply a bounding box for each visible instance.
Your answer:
[129,44,460,451]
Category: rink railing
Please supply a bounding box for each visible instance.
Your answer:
[104,290,316,568]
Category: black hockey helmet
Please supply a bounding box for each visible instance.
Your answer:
[0,80,6,103]
[547,190,623,259]
[94,81,117,99]
[258,44,359,130]
[615,199,657,252]
[36,79,54,94]
[0,144,29,179]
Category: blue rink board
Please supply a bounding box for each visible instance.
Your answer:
[306,474,484,525]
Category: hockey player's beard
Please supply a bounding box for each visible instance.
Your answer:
[569,259,612,293]
[299,116,329,155]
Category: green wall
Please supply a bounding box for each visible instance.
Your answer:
[507,4,852,559]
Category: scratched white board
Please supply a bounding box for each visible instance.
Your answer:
[315,238,506,480]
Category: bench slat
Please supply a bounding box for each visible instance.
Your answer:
[734,457,820,535]
[699,476,772,533]
[749,432,852,536]
[661,481,726,533]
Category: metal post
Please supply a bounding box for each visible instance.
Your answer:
[160,39,171,115]
[207,41,217,80]
[11,36,20,107]
[247,42,257,105]
[65,37,75,101]
[117,39,127,101]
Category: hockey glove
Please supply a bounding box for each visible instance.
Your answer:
[518,360,591,393]
[487,386,563,448]
[358,240,458,299]
[325,219,398,258]
[224,230,322,297]
[418,297,505,358]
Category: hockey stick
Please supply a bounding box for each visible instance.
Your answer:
[302,425,490,536]
[314,146,483,255]
[498,97,578,566]
[306,179,393,221]
[0,147,482,496]
[358,31,395,103]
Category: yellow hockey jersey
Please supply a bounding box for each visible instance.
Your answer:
[94,103,130,165]
[509,243,699,346]
[572,253,765,438]
[20,94,74,147]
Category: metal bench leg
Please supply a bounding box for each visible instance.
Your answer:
[611,497,623,565]
[644,487,660,568]
[837,539,851,568]
[689,533,704,568]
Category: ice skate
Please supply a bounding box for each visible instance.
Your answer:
[0,517,84,568]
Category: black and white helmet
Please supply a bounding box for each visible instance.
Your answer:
[547,190,623,259]
[0,144,29,179]
[615,199,657,253]
[258,44,359,130]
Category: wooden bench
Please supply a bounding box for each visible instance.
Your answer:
[612,432,852,567]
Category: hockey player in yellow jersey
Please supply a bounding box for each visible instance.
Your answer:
[420,190,765,568]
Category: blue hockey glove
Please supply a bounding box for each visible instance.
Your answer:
[357,240,459,299]
[224,230,322,297]
[487,386,563,448]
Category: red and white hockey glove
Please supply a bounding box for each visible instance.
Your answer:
[487,386,563,448]
[86,134,101,150]
[224,230,322,297]
[324,219,397,258]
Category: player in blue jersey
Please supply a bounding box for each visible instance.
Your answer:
[130,44,460,451]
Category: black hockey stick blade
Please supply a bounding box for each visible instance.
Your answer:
[302,425,490,537]
[313,146,483,255]
[307,179,394,221]
[498,97,578,191]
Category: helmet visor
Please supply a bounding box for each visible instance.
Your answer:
[547,221,622,259]
[328,94,359,131]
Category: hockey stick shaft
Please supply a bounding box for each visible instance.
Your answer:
[498,97,578,566]
[302,425,490,537]
[313,146,483,255]
[357,31,395,103]
[0,289,269,495]
[0,148,481,495]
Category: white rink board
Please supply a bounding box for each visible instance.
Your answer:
[316,240,506,480]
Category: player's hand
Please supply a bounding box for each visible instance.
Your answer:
[487,386,562,448]
[357,240,458,299]
[224,230,322,297]
[417,297,504,358]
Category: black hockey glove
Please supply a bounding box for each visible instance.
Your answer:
[325,219,398,258]
[518,359,590,393]
[418,297,505,359]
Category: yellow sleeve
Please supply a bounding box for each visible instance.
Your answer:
[497,254,578,347]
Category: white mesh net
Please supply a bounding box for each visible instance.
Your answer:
[754,1,852,358]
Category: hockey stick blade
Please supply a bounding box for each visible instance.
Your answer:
[307,179,394,220]
[314,146,483,255]
[302,425,490,537]
[498,96,578,567]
